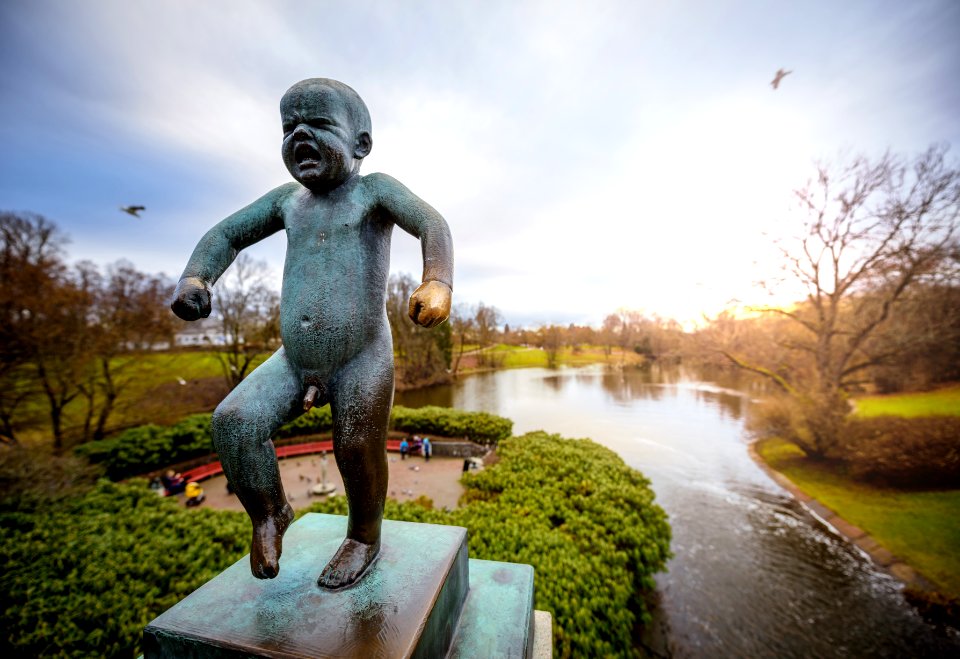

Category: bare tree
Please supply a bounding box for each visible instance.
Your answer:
[77,260,175,441]
[473,302,502,367]
[386,273,450,387]
[449,304,475,377]
[541,325,563,368]
[30,269,93,451]
[2,214,179,447]
[865,280,960,391]
[726,146,960,457]
[212,254,280,390]
[0,212,67,443]
[0,213,94,449]
[599,314,619,357]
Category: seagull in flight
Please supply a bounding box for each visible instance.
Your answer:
[770,68,792,90]
[120,205,146,218]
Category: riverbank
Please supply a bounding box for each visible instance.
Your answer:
[453,343,646,376]
[751,437,960,623]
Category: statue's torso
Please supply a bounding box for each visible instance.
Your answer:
[278,177,392,374]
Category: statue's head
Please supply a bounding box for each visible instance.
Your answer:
[280,78,372,191]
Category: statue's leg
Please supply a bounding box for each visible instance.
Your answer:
[211,347,304,579]
[318,334,393,589]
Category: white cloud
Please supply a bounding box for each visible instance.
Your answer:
[4,0,958,326]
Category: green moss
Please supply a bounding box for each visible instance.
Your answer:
[757,437,960,597]
[853,385,960,418]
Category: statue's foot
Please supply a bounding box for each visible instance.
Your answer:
[250,504,295,579]
[317,537,381,590]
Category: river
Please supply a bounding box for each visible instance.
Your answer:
[395,363,959,657]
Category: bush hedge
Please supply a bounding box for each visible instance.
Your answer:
[75,405,512,480]
[389,405,512,446]
[837,415,960,488]
[0,480,250,658]
[5,432,670,658]
[309,432,671,657]
[74,414,214,481]
[274,405,333,439]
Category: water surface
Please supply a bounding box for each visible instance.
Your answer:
[397,364,959,657]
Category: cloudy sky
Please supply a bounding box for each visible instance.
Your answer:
[1,0,958,326]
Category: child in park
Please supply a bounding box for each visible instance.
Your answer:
[171,78,453,589]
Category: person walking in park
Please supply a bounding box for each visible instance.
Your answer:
[399,437,409,460]
[422,437,432,462]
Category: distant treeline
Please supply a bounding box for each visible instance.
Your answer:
[1,212,175,449]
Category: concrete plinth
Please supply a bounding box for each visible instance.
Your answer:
[143,513,546,658]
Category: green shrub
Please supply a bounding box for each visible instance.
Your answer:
[0,479,249,658]
[0,445,102,514]
[390,405,512,446]
[75,415,214,481]
[310,432,671,657]
[9,432,671,658]
[464,433,670,656]
[75,406,511,479]
[274,405,333,438]
[837,416,960,488]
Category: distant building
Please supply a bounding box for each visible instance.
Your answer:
[174,318,230,347]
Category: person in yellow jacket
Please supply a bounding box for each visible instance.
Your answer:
[185,481,205,507]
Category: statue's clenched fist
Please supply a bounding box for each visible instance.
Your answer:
[408,280,452,328]
[171,276,211,321]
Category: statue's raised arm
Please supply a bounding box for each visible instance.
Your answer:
[171,184,293,321]
[369,172,453,327]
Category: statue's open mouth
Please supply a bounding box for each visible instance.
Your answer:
[294,143,321,168]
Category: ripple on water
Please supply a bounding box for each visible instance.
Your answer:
[403,365,960,656]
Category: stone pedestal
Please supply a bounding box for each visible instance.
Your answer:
[143,513,546,658]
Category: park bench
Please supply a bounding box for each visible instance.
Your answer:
[275,440,334,458]
[179,462,223,484]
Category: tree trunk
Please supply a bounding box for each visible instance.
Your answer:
[93,358,117,441]
[79,381,95,443]
[0,419,18,445]
[50,404,64,452]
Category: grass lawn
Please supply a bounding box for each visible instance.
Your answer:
[18,351,273,444]
[473,344,645,370]
[757,437,960,598]
[853,384,960,418]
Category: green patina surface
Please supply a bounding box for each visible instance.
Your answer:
[143,513,468,658]
[143,513,538,658]
[449,559,535,659]
[170,78,455,588]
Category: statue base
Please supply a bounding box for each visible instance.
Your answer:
[143,513,548,658]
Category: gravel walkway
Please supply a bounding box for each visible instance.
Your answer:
[189,453,467,512]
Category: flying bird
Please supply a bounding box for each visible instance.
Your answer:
[770,68,792,90]
[120,205,146,217]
